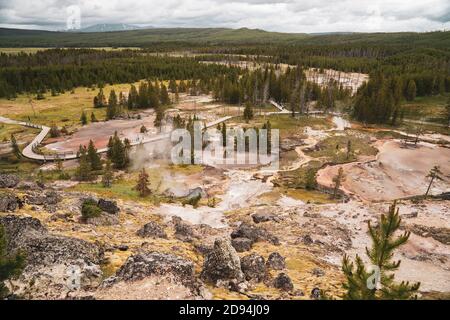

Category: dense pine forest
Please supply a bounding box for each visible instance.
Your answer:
[0,28,449,125]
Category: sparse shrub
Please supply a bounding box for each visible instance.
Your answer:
[81,199,102,220]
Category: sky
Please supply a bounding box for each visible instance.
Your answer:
[0,0,449,33]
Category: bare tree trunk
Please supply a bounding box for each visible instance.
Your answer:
[425,177,434,197]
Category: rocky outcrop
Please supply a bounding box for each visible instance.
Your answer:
[231,237,253,252]
[0,215,104,299]
[240,254,267,282]
[273,272,293,292]
[172,216,198,242]
[25,190,61,206]
[230,222,280,250]
[0,215,104,267]
[201,238,244,285]
[97,199,120,215]
[266,252,286,270]
[136,221,167,239]
[251,210,277,224]
[84,214,119,226]
[0,192,22,212]
[0,173,20,188]
[110,252,198,289]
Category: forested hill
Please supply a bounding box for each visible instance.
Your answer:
[0,27,308,47]
[0,27,449,48]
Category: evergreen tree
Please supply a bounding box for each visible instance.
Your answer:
[107,132,129,169]
[87,140,102,171]
[75,145,93,181]
[154,107,164,131]
[406,80,417,101]
[90,112,98,123]
[106,90,118,120]
[346,140,352,160]
[425,165,443,197]
[10,134,21,159]
[0,225,26,299]
[342,202,420,300]
[445,97,450,127]
[101,160,113,188]
[243,102,254,122]
[80,110,88,125]
[332,167,344,199]
[160,84,171,105]
[93,88,107,108]
[49,123,60,138]
[135,168,151,197]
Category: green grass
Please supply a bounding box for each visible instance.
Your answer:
[0,123,39,142]
[276,160,323,190]
[401,94,449,124]
[0,156,40,177]
[306,132,378,163]
[0,83,138,128]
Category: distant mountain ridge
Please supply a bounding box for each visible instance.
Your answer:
[0,26,448,48]
[76,24,149,32]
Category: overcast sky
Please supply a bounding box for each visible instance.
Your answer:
[0,0,449,33]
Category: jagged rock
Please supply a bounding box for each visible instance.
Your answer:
[114,252,197,288]
[84,213,119,226]
[0,215,104,267]
[310,287,321,299]
[0,215,105,299]
[252,211,277,223]
[241,254,267,282]
[0,173,19,188]
[312,268,325,277]
[201,238,244,284]
[172,216,198,242]
[97,199,120,215]
[231,237,253,252]
[16,181,41,190]
[0,192,22,212]
[266,252,286,270]
[115,244,129,251]
[273,272,293,292]
[186,187,205,201]
[136,221,167,239]
[231,222,279,245]
[301,234,313,245]
[25,190,61,206]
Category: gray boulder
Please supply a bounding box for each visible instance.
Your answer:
[231,237,253,252]
[97,199,120,215]
[25,190,61,206]
[0,215,104,267]
[251,211,277,223]
[231,222,279,246]
[266,252,286,270]
[136,221,167,239]
[114,252,196,288]
[0,192,22,212]
[172,216,198,242]
[273,272,294,292]
[0,173,20,188]
[241,254,267,282]
[201,238,244,284]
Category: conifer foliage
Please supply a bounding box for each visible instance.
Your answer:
[0,225,26,299]
[341,202,420,300]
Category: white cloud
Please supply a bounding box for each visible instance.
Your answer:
[0,0,449,32]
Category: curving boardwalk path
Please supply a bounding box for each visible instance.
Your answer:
[1,100,342,162]
[0,115,237,161]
